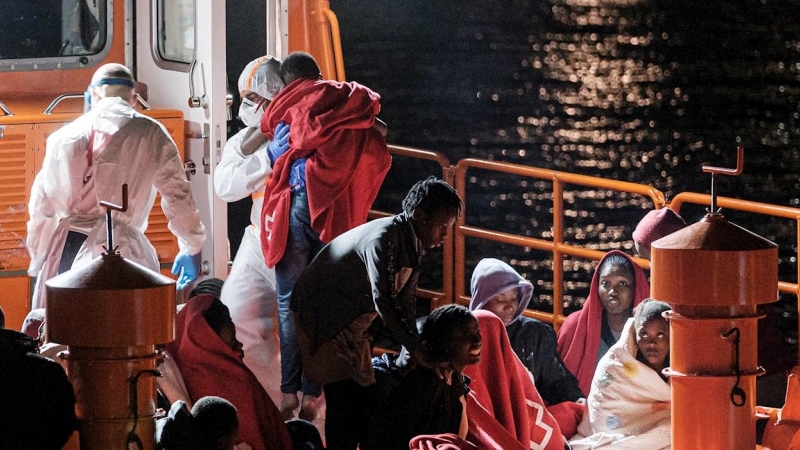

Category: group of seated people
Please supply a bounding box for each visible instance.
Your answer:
[0,206,684,449]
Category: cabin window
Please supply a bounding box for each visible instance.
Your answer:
[0,0,109,70]
[156,0,195,65]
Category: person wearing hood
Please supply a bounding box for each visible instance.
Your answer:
[469,258,583,406]
[26,63,206,308]
[556,250,650,396]
[214,55,288,405]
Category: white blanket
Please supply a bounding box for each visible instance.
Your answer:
[569,318,671,449]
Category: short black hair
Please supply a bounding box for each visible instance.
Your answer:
[402,176,463,218]
[190,278,224,300]
[598,253,635,291]
[279,52,321,83]
[634,299,671,328]
[191,396,239,447]
[420,304,474,363]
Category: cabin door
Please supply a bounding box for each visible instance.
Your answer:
[133,0,228,286]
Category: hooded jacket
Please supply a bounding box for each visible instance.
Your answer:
[469,258,583,406]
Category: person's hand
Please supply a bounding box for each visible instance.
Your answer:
[171,252,200,290]
[412,345,454,384]
[267,121,290,164]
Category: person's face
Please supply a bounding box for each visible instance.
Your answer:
[445,315,482,372]
[636,318,670,373]
[243,91,268,107]
[598,262,635,317]
[216,424,239,450]
[483,288,520,326]
[217,321,245,359]
[413,208,456,249]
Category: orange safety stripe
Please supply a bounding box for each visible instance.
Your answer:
[244,56,267,93]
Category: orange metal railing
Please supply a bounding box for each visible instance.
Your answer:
[452,158,666,328]
[373,146,800,336]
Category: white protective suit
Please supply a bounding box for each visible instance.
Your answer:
[213,55,283,405]
[27,96,206,309]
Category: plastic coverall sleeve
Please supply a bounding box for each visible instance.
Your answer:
[152,123,206,256]
[213,128,273,202]
[26,122,92,276]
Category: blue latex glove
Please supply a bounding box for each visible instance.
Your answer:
[267,121,291,165]
[171,252,200,290]
[289,157,307,191]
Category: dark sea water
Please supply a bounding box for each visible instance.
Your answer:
[329,0,800,350]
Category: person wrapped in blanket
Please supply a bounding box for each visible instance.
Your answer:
[469,257,585,436]
[258,51,391,421]
[409,310,569,450]
[165,281,294,450]
[569,299,671,449]
[557,251,650,396]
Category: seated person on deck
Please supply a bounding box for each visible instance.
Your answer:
[156,395,241,450]
[0,307,78,450]
[556,250,650,395]
[166,282,293,450]
[469,257,586,437]
[363,304,482,450]
[469,257,584,404]
[569,299,671,450]
[463,310,569,450]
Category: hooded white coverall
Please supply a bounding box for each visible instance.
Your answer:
[211,55,284,405]
[27,96,206,309]
[214,126,282,405]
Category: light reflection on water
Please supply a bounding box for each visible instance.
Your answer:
[331,0,799,336]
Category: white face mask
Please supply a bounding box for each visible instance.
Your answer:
[239,98,264,127]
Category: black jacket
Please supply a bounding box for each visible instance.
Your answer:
[506,317,585,404]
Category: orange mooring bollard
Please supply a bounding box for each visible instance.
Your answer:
[46,251,175,450]
[651,211,778,450]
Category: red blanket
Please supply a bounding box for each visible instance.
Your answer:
[410,433,479,450]
[259,78,391,267]
[556,250,650,394]
[463,310,565,450]
[166,295,293,450]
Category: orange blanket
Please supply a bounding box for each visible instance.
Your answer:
[260,78,391,267]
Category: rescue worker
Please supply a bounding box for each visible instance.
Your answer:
[213,55,289,403]
[26,63,206,308]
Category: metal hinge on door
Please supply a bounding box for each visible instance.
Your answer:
[0,125,5,139]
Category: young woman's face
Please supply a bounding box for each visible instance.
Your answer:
[414,208,456,249]
[636,318,670,372]
[598,262,635,317]
[445,315,483,372]
[217,320,245,359]
[483,288,520,326]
